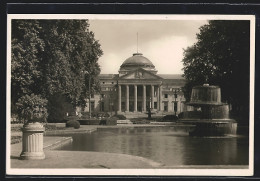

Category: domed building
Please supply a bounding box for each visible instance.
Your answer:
[84,52,186,117]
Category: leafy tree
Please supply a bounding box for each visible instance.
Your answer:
[47,93,74,123]
[37,20,102,107]
[11,20,103,122]
[182,20,250,118]
[11,20,45,106]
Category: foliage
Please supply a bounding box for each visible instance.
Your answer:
[105,118,117,125]
[182,20,250,116]
[112,114,126,120]
[129,118,150,124]
[162,115,178,122]
[47,94,74,123]
[11,20,45,106]
[15,94,48,123]
[37,20,102,106]
[11,20,103,120]
[11,136,22,144]
[44,124,67,131]
[66,120,80,129]
[78,119,100,125]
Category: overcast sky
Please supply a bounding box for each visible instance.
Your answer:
[89,20,208,74]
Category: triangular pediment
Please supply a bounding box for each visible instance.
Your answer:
[119,68,163,80]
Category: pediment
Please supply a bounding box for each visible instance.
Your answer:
[119,68,162,80]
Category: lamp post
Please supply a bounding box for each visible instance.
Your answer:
[180,95,183,113]
[83,70,92,118]
[172,88,180,116]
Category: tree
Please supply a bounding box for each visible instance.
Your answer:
[11,20,103,122]
[182,20,250,118]
[11,20,45,107]
[37,20,102,107]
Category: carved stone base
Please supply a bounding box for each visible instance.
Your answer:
[20,122,45,160]
[20,151,45,160]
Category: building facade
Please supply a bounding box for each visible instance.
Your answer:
[84,53,186,116]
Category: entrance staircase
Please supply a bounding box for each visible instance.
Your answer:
[118,111,169,119]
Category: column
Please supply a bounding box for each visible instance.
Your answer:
[157,85,160,111]
[118,85,121,112]
[134,85,137,112]
[143,85,146,112]
[159,85,163,111]
[151,85,154,109]
[126,85,129,112]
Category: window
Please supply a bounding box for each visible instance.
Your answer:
[154,102,157,109]
[91,101,95,111]
[101,94,104,98]
[112,82,114,84]
[103,82,105,84]
[164,94,168,98]
[91,94,94,98]
[164,102,168,111]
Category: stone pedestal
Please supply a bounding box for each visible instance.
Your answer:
[20,122,45,160]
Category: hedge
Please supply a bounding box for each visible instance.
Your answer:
[78,119,100,125]
[66,120,80,129]
[162,115,178,122]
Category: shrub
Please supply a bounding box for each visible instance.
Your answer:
[99,119,107,125]
[103,112,110,118]
[162,115,178,122]
[44,124,56,130]
[106,117,118,125]
[15,94,48,123]
[81,112,90,119]
[130,118,150,124]
[78,119,100,125]
[66,120,80,129]
[113,114,126,120]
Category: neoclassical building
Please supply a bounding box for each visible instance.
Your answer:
[85,52,186,116]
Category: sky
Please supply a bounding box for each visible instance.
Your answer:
[89,19,208,74]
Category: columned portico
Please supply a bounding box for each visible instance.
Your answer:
[117,83,162,113]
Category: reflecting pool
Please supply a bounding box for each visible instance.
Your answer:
[57,126,249,166]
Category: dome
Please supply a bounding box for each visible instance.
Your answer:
[121,53,155,68]
[119,53,157,75]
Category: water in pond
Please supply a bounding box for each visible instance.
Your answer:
[57,126,249,166]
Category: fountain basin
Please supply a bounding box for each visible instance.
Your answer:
[178,119,237,136]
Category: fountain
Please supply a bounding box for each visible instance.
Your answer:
[179,83,237,136]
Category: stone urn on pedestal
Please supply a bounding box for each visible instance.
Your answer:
[17,98,48,160]
[20,121,45,160]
